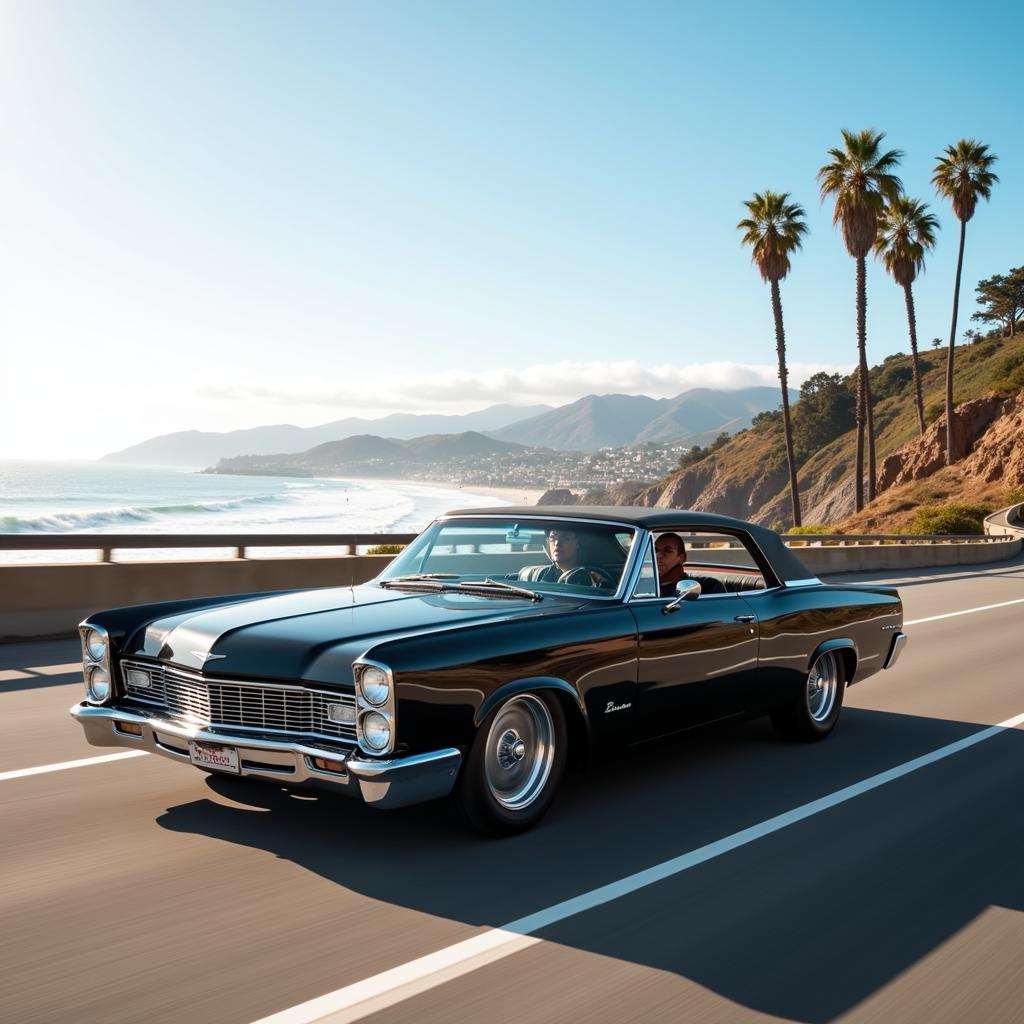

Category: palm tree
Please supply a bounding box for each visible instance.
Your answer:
[818,129,902,511]
[933,139,999,464]
[738,191,808,527]
[873,196,939,435]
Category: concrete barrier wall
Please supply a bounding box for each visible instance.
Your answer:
[2,539,1021,641]
[0,555,394,642]
[792,538,1021,574]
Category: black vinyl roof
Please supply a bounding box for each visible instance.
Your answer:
[444,505,817,583]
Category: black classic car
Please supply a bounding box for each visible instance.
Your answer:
[72,508,907,834]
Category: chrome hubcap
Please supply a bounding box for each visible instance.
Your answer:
[807,651,839,722]
[497,730,528,769]
[484,695,555,811]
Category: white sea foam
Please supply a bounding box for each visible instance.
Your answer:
[0,461,502,563]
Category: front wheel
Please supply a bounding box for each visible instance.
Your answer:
[770,650,846,741]
[456,692,567,836]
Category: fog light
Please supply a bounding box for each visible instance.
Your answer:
[126,669,151,689]
[312,757,347,774]
[116,722,144,736]
[327,703,356,725]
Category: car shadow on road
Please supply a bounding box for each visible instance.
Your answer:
[0,639,82,692]
[156,708,1024,1022]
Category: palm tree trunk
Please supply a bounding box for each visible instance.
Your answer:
[771,279,801,527]
[903,283,926,434]
[946,219,967,464]
[865,364,876,502]
[854,256,867,511]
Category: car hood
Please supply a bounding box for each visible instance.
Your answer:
[127,583,588,685]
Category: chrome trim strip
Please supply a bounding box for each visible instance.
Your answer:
[883,631,907,670]
[785,577,824,588]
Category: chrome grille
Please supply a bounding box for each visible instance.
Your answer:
[120,659,357,742]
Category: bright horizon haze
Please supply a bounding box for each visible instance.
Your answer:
[1,0,1020,460]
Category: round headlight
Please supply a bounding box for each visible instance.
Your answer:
[86,628,108,663]
[361,711,391,751]
[359,665,391,706]
[87,666,111,703]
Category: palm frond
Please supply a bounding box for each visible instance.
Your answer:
[737,190,807,283]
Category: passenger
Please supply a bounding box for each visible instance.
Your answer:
[655,532,724,596]
[519,528,610,588]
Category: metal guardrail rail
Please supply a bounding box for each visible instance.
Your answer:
[0,533,419,561]
[0,530,1011,563]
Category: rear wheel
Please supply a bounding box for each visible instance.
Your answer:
[770,650,846,741]
[456,692,567,836]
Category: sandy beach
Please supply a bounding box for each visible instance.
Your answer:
[321,476,545,507]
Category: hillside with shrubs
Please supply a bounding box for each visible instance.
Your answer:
[627,333,1024,533]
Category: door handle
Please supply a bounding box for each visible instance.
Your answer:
[734,615,756,623]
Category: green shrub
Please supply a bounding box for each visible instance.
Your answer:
[366,544,405,555]
[909,504,992,536]
[786,524,835,535]
[925,401,944,425]
[1006,487,1024,506]
[765,442,789,474]
[994,361,1024,394]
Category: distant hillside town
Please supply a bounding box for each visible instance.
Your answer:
[209,432,691,492]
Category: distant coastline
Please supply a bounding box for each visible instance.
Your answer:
[324,476,544,507]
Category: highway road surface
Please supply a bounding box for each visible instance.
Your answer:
[3,556,1024,1024]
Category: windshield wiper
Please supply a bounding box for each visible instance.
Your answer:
[379,574,460,589]
[478,578,545,601]
[378,577,543,602]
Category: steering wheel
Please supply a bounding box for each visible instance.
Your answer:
[557,565,616,589]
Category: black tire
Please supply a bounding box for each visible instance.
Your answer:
[770,650,846,742]
[456,691,567,836]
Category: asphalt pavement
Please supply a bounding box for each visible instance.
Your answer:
[2,556,1023,1024]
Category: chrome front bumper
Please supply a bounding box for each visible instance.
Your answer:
[883,631,908,670]
[70,702,462,809]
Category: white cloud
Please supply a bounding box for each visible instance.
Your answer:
[198,359,854,414]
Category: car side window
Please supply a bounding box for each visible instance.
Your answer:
[630,538,659,599]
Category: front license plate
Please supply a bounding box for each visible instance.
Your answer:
[189,741,240,774]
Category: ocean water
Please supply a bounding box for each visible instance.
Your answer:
[0,461,503,563]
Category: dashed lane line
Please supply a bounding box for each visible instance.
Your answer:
[904,595,1024,626]
[0,750,148,782]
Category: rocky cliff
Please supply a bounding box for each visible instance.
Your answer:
[543,337,1024,529]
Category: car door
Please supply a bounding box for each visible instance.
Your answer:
[627,534,760,739]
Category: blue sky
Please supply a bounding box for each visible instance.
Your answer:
[1,0,1021,458]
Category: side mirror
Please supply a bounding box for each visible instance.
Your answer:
[663,578,701,614]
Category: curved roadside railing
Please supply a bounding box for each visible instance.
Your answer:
[984,503,1024,538]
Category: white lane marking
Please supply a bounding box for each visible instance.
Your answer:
[250,710,1024,1024]
[0,750,149,782]
[905,596,1024,626]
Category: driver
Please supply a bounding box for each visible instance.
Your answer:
[518,527,610,588]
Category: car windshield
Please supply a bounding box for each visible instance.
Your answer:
[379,518,637,597]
